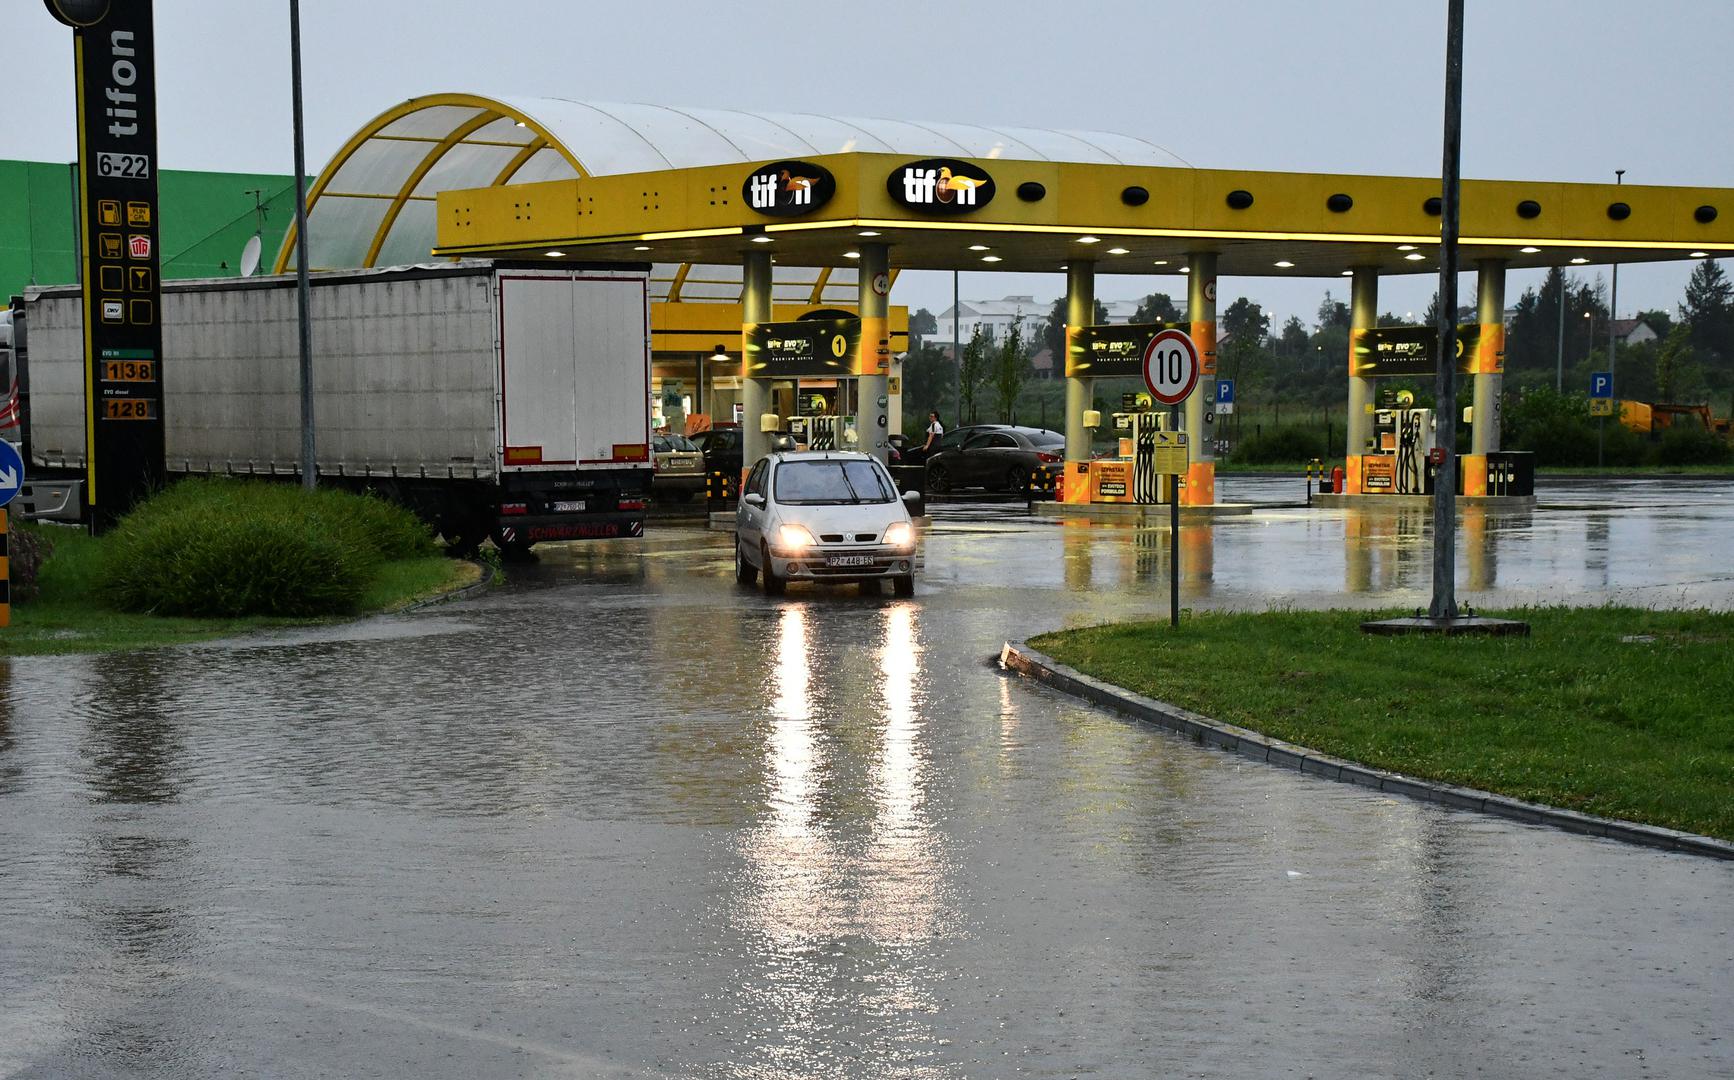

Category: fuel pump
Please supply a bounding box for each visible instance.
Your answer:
[1395,408,1434,494]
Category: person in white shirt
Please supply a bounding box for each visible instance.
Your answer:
[922,411,944,455]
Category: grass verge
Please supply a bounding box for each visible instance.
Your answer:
[5,524,480,657]
[1030,607,1734,841]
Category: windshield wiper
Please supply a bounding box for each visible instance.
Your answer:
[837,467,864,504]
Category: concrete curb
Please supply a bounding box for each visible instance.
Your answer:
[396,559,493,613]
[999,641,1734,862]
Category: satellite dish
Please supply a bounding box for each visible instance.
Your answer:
[239,234,262,277]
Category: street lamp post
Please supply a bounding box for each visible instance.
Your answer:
[1609,170,1624,389]
[289,0,315,491]
[1428,0,1466,621]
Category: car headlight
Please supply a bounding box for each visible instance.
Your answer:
[883,521,914,548]
[776,523,818,551]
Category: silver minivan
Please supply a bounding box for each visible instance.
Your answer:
[735,450,921,596]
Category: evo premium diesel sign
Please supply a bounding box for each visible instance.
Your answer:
[743,161,835,217]
[887,159,994,214]
[49,0,165,530]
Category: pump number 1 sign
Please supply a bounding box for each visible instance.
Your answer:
[1142,328,1200,406]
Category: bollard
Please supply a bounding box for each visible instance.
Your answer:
[0,508,9,629]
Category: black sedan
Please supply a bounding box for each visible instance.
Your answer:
[924,425,1066,494]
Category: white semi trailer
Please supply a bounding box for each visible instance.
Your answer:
[11,262,654,554]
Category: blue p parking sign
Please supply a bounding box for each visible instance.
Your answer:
[1216,379,1235,404]
[1590,371,1613,399]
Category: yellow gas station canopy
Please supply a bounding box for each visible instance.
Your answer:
[435,152,1733,278]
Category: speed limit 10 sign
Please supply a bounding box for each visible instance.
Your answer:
[1142,328,1201,405]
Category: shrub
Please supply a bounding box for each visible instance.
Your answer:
[1656,423,1734,466]
[1231,426,1326,465]
[98,479,436,617]
[9,525,54,604]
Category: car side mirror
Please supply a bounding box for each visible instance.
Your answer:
[742,493,766,508]
[901,491,921,505]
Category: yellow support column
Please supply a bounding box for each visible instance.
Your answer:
[1062,261,1094,504]
[1464,260,1507,497]
[1184,252,1218,505]
[1344,268,1379,493]
[858,243,891,465]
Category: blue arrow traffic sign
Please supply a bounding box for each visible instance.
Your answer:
[0,440,22,508]
[1590,371,1613,399]
[1215,379,1235,405]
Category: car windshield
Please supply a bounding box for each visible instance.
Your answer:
[773,459,896,504]
[654,434,697,452]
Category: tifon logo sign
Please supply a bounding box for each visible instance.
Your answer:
[743,161,835,217]
[888,159,995,214]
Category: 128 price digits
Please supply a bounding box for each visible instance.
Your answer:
[103,398,158,421]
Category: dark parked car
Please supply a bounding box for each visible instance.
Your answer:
[924,425,1065,494]
[691,426,743,483]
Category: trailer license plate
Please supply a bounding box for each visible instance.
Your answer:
[553,500,586,513]
[826,555,874,567]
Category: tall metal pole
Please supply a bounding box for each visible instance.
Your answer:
[952,269,960,422]
[1429,0,1465,620]
[1555,269,1565,393]
[290,0,316,490]
[1608,170,1623,387]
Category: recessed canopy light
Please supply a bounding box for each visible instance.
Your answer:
[1519,246,1541,254]
[1341,270,1354,276]
[843,251,861,259]
[1689,251,1710,258]
[750,235,774,243]
[981,255,1002,263]
[514,121,527,128]
[858,230,881,237]
[1404,252,1426,261]
[968,244,990,251]
[1076,236,1101,244]
[1274,260,1295,268]
[1059,264,1068,270]
[632,245,651,251]
[1106,247,1130,255]
[1570,257,1589,264]
[1396,244,1417,252]
[544,250,565,257]
[1179,266,1191,273]
[1152,260,1168,266]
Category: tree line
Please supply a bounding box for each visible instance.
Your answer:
[896,259,1734,439]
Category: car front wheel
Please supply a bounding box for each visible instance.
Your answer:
[760,543,786,596]
[735,540,757,585]
[893,575,915,597]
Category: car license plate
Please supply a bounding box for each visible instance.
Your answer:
[826,555,875,567]
[552,500,586,513]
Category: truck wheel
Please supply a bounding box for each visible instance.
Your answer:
[927,465,951,495]
[893,575,915,597]
[735,540,758,585]
[760,543,786,596]
[491,529,538,563]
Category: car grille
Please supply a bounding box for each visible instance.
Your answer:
[819,532,877,543]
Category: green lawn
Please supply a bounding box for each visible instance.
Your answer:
[5,524,478,656]
[1031,607,1734,840]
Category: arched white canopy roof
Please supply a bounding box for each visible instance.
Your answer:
[279,92,1194,305]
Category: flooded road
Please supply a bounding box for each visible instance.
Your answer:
[3,479,1731,1078]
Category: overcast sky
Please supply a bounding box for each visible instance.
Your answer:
[6,0,1730,330]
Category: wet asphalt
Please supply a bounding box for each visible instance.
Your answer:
[1,477,1731,1078]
